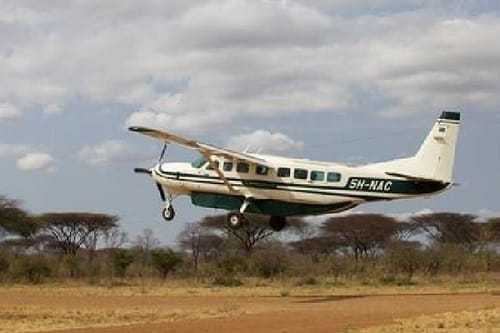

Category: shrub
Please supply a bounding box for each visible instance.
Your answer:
[217,255,247,275]
[252,248,289,278]
[150,249,182,279]
[386,242,424,279]
[12,256,52,283]
[112,249,135,278]
[0,253,9,280]
[212,275,243,287]
[296,276,318,286]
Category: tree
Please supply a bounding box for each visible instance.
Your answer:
[322,214,398,260]
[40,212,119,256]
[150,249,182,279]
[134,228,159,268]
[177,222,224,271]
[200,214,306,254]
[289,235,340,257]
[411,212,479,250]
[0,196,39,239]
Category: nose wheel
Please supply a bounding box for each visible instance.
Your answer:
[159,188,176,222]
[162,205,175,221]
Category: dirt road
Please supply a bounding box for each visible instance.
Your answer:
[2,291,499,333]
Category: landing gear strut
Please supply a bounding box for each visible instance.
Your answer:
[269,216,287,232]
[160,188,176,222]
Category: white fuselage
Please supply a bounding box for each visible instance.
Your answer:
[151,154,447,216]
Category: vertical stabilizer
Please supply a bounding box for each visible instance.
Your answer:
[412,111,460,183]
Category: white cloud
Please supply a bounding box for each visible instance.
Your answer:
[77,140,149,166]
[0,143,30,157]
[16,153,55,172]
[0,103,22,121]
[1,1,500,127]
[42,103,62,116]
[227,130,304,154]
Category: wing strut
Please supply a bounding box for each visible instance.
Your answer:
[202,152,237,193]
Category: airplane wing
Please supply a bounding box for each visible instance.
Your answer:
[129,126,274,193]
[129,126,271,167]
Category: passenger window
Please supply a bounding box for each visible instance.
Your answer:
[206,160,219,170]
[327,172,341,182]
[223,161,233,172]
[310,171,325,181]
[277,167,290,177]
[236,162,249,173]
[294,168,308,180]
[256,164,268,176]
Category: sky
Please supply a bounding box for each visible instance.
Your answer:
[1,0,499,244]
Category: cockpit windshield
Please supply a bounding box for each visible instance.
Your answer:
[191,156,207,168]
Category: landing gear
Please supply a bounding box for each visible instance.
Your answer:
[162,205,175,221]
[227,212,247,230]
[269,216,287,232]
[159,186,176,222]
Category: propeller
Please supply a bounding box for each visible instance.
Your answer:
[159,142,168,162]
[133,167,151,175]
[133,142,168,202]
[156,183,166,201]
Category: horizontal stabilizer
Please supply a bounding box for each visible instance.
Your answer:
[385,171,445,183]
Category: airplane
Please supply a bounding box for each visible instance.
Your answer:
[130,111,460,231]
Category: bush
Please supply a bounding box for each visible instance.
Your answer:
[296,276,318,286]
[12,256,52,283]
[253,249,289,278]
[0,253,9,276]
[212,275,243,287]
[217,255,247,275]
[151,249,182,279]
[386,242,424,279]
[112,249,135,278]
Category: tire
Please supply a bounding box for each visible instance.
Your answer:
[227,212,245,230]
[269,216,287,232]
[162,206,175,221]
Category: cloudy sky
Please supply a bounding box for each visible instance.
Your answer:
[1,0,499,244]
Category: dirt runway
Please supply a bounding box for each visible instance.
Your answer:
[3,291,499,333]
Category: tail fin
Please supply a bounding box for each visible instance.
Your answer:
[411,111,460,183]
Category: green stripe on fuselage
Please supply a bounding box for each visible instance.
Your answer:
[154,170,447,199]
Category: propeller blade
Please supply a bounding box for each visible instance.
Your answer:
[134,167,151,175]
[156,183,166,201]
[159,142,168,162]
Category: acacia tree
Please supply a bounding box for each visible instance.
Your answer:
[200,214,306,254]
[0,195,39,240]
[40,212,119,257]
[410,212,479,251]
[322,214,398,260]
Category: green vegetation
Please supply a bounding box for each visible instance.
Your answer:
[0,194,499,286]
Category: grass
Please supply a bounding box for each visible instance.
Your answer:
[0,304,243,333]
[1,274,499,297]
[0,278,499,333]
[359,307,500,333]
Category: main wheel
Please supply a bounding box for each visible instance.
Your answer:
[269,216,286,232]
[162,206,175,221]
[227,212,246,230]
